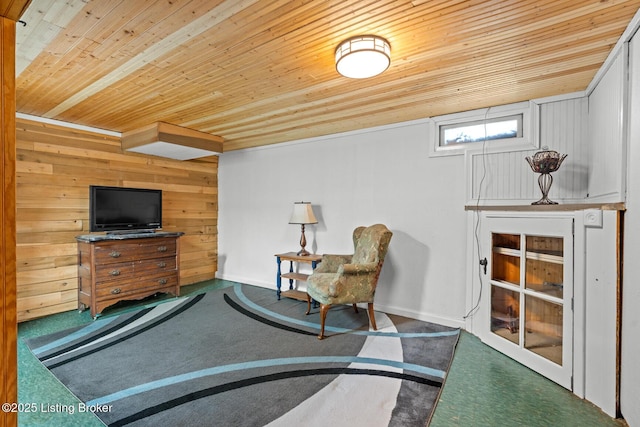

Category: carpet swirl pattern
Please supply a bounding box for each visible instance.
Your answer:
[26,284,459,426]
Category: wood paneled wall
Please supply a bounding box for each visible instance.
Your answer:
[15,117,218,322]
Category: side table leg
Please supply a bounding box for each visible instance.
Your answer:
[289,261,294,290]
[276,256,282,300]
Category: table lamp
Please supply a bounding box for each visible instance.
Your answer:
[289,202,317,256]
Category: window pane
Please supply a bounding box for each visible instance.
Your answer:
[440,114,522,146]
[491,285,520,345]
[524,295,563,365]
[525,236,564,298]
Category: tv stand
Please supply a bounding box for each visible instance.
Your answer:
[76,232,183,317]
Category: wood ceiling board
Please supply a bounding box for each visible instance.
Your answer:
[14,0,640,151]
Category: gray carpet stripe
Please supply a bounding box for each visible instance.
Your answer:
[42,293,205,369]
[35,308,153,362]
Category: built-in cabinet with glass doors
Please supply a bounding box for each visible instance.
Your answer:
[482,216,573,389]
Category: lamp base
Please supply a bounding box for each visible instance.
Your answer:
[297,224,311,256]
[297,248,311,256]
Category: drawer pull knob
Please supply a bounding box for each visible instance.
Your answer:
[110,269,121,276]
[157,262,167,268]
[158,278,168,285]
[111,288,122,295]
[109,251,121,258]
[157,246,167,252]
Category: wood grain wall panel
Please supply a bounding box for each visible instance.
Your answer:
[0,0,31,21]
[15,117,218,322]
[0,14,17,427]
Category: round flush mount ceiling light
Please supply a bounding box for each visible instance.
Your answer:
[335,35,391,79]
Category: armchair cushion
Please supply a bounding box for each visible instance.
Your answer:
[307,271,378,304]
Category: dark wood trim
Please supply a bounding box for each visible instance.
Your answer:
[616,210,624,418]
[0,0,31,22]
[0,15,17,427]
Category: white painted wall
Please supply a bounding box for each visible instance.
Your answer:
[621,33,640,427]
[218,120,469,327]
[581,210,620,416]
[587,51,628,203]
[218,95,595,329]
[467,96,590,205]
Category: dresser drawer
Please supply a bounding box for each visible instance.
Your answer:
[136,256,177,274]
[93,238,177,264]
[94,261,136,282]
[94,257,177,283]
[95,275,178,299]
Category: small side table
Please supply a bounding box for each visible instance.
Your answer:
[275,252,322,300]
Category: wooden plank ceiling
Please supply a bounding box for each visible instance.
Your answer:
[14,0,640,151]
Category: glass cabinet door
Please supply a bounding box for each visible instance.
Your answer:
[523,236,564,365]
[484,217,573,389]
[490,234,521,345]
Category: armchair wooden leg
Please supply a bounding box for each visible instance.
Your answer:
[352,303,358,313]
[368,303,377,331]
[318,303,331,340]
[305,294,311,315]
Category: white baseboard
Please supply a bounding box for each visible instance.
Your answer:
[374,302,465,330]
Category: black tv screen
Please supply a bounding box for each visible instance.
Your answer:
[89,185,162,232]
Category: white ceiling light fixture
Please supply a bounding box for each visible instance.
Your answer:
[335,35,391,79]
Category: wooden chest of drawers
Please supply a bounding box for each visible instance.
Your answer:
[76,233,182,317]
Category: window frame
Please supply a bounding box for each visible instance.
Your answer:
[428,101,539,157]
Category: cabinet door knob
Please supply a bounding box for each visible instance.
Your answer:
[110,269,121,276]
[157,246,167,252]
[157,261,167,268]
[111,288,122,294]
[109,251,121,258]
[158,278,168,285]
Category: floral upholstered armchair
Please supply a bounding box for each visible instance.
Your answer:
[305,224,393,339]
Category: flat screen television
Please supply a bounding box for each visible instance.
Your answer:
[89,185,162,233]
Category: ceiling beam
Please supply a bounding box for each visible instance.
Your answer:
[122,122,223,160]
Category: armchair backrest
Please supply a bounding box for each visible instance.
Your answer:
[351,224,393,281]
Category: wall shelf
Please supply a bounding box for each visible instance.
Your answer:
[465,202,625,212]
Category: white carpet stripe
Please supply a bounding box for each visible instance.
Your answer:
[266,312,403,426]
